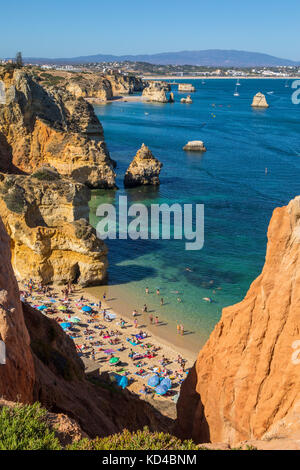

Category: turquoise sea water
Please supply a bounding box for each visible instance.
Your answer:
[89,79,300,347]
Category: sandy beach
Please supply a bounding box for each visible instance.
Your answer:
[19,281,197,418]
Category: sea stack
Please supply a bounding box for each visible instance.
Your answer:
[183,140,206,152]
[142,82,169,103]
[181,95,193,104]
[124,144,163,188]
[251,92,269,108]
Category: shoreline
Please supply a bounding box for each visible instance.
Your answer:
[19,280,197,416]
[84,284,199,363]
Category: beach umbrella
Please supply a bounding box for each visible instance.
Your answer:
[155,384,169,396]
[82,306,92,312]
[104,349,115,354]
[37,305,47,311]
[58,306,67,311]
[147,375,160,387]
[160,377,172,390]
[118,376,128,389]
[106,312,116,320]
[60,322,72,330]
[70,317,81,323]
[109,357,120,365]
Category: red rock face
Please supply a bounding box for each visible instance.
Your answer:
[0,217,35,402]
[176,196,300,445]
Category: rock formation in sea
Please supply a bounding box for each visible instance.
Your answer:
[0,67,116,188]
[0,169,108,286]
[66,74,113,101]
[142,82,169,103]
[124,144,163,188]
[251,92,269,108]
[178,83,196,92]
[183,140,206,151]
[176,196,300,446]
[0,217,172,438]
[181,95,193,104]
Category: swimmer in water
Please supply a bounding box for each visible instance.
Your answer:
[203,297,212,303]
[185,267,193,272]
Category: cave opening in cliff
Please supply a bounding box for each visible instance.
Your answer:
[71,263,81,284]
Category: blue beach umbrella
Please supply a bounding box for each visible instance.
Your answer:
[37,305,47,311]
[160,377,172,390]
[60,322,72,330]
[147,375,160,387]
[82,306,92,312]
[155,384,169,396]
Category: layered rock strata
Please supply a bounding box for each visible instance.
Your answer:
[0,68,116,188]
[0,170,108,286]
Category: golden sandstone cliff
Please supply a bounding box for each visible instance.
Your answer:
[64,72,144,101]
[0,169,108,286]
[176,196,300,447]
[0,68,116,188]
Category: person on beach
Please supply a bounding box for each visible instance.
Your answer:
[156,289,160,296]
[160,298,164,306]
[142,304,148,313]
[98,300,102,309]
[145,287,149,294]
[132,309,138,317]
[149,314,153,325]
[134,318,138,328]
[180,324,184,335]
[103,292,106,300]
[176,324,180,334]
[155,315,159,326]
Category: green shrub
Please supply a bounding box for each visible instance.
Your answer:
[69,427,200,450]
[0,403,61,450]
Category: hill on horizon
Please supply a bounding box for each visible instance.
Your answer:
[18,49,300,67]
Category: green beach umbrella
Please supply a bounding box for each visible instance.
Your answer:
[58,305,67,311]
[71,317,81,323]
[109,357,120,365]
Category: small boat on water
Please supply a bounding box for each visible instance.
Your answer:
[267,91,274,95]
[236,78,241,86]
[285,80,289,88]
[233,85,239,96]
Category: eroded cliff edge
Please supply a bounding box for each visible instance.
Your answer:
[176,196,300,446]
[0,68,116,188]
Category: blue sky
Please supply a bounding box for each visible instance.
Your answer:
[0,0,299,60]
